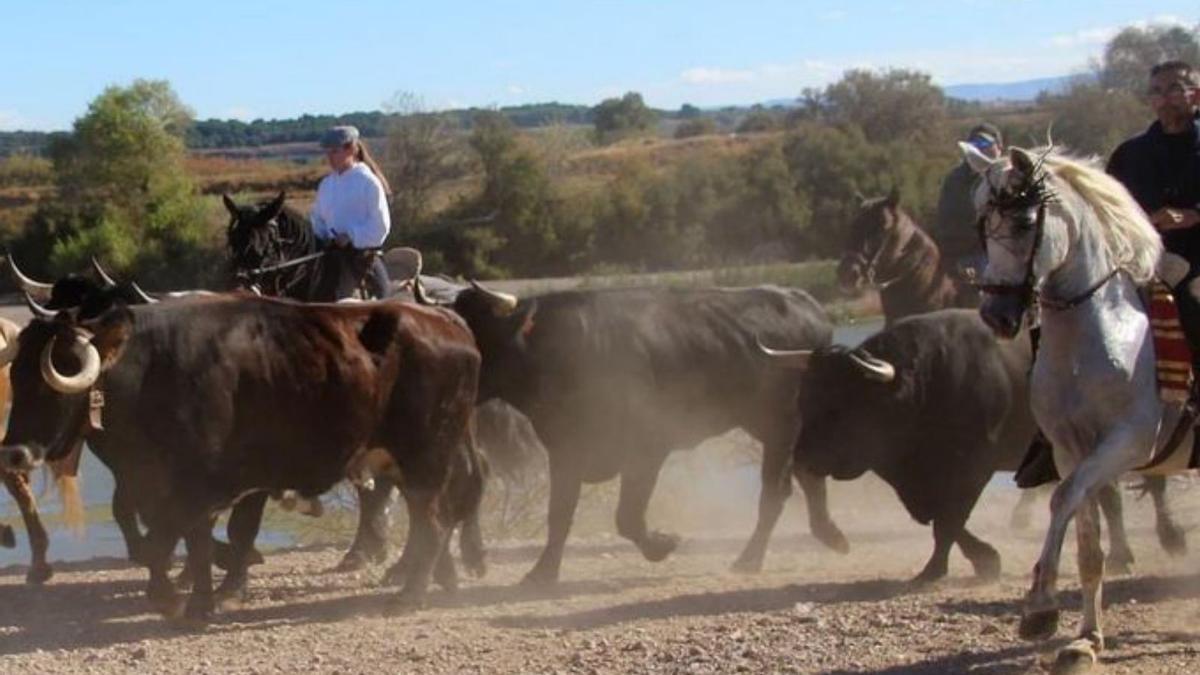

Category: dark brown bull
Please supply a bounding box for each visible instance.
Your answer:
[0,292,482,623]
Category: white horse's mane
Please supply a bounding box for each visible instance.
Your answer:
[1030,147,1162,284]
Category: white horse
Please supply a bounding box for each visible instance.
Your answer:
[961,142,1194,672]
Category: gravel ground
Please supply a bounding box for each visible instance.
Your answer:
[2,475,1200,674]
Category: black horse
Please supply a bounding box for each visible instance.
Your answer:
[223,193,374,302]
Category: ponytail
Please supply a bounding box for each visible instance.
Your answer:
[353,140,392,196]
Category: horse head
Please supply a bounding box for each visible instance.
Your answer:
[836,187,914,292]
[224,192,287,276]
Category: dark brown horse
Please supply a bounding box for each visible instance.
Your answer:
[837,190,977,326]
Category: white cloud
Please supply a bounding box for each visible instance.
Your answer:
[0,110,21,131]
[680,67,757,85]
[222,106,256,121]
[821,10,847,21]
[1048,14,1192,48]
[505,84,526,95]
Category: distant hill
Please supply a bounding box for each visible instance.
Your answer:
[943,75,1084,102]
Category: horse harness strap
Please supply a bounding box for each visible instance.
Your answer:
[1038,266,1125,311]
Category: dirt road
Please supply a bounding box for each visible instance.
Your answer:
[2,475,1198,674]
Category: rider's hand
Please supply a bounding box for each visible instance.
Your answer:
[1151,207,1200,231]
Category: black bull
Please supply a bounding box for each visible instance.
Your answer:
[768,310,1034,581]
[0,294,483,622]
[449,283,848,583]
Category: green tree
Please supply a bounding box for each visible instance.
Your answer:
[1098,24,1200,94]
[592,92,658,144]
[736,107,780,134]
[382,92,460,237]
[811,68,948,143]
[1039,77,1146,156]
[11,79,220,286]
[674,117,717,139]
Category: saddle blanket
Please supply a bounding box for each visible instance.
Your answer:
[1150,280,1193,404]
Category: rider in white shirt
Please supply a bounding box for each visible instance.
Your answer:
[311,125,393,298]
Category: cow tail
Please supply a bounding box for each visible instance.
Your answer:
[55,474,86,535]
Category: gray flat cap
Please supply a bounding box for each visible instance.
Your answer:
[319,125,360,148]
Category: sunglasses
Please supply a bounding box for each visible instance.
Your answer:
[969,136,995,150]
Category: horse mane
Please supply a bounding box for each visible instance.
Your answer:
[1036,147,1162,284]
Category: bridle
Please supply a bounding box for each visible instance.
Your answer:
[974,166,1123,312]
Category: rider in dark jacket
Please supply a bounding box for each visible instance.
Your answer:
[1108,60,1200,371]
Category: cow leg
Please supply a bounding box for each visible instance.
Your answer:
[793,466,849,554]
[1144,475,1186,556]
[913,511,964,584]
[4,471,52,584]
[112,480,148,566]
[181,519,216,624]
[956,528,1001,580]
[143,526,185,620]
[338,477,394,572]
[1096,482,1135,575]
[215,491,269,610]
[732,434,793,573]
[384,487,446,614]
[432,531,459,593]
[523,452,583,586]
[458,511,487,579]
[615,452,679,563]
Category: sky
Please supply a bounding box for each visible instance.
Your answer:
[0,1,1195,131]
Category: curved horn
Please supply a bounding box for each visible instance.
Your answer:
[847,350,895,383]
[90,257,117,287]
[129,281,158,304]
[0,318,21,367]
[8,257,53,302]
[25,292,57,321]
[412,276,437,306]
[40,330,101,394]
[469,280,518,316]
[756,337,813,370]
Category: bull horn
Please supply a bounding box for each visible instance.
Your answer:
[8,257,53,302]
[0,317,21,367]
[848,350,895,383]
[90,257,117,287]
[412,276,437,306]
[25,292,57,321]
[469,280,518,316]
[129,281,158,304]
[756,338,813,370]
[40,330,101,394]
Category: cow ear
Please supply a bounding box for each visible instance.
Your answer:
[87,305,134,371]
[222,194,239,218]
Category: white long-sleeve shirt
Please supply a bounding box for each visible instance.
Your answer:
[310,163,391,248]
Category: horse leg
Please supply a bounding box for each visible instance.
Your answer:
[1020,434,1136,643]
[4,471,52,584]
[733,429,793,573]
[1096,482,1135,575]
[1054,495,1105,673]
[1144,475,1186,556]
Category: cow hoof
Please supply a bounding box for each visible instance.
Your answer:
[813,523,850,555]
[382,594,425,617]
[168,613,211,631]
[335,550,372,573]
[971,554,1002,581]
[730,553,764,574]
[1018,608,1060,641]
[1106,550,1135,576]
[1052,637,1099,674]
[25,564,53,585]
[0,526,15,549]
[151,593,187,621]
[639,532,680,563]
[214,588,246,613]
[381,560,408,587]
[462,556,487,579]
[174,569,194,593]
[520,567,560,588]
[1156,521,1188,558]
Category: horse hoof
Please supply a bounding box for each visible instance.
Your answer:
[1157,522,1188,558]
[382,594,425,617]
[640,532,680,563]
[1106,553,1134,576]
[1018,608,1060,641]
[25,565,53,585]
[1052,638,1098,674]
